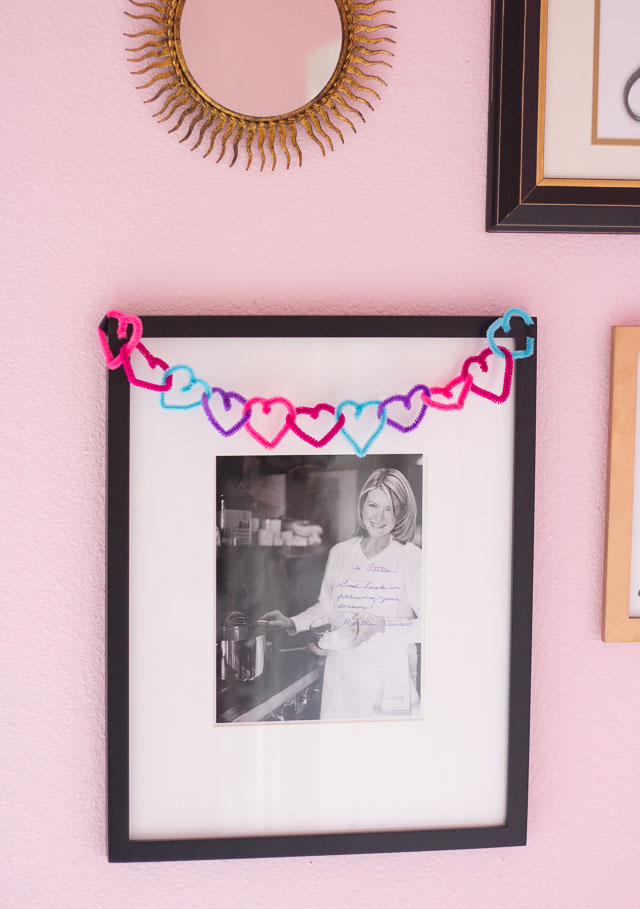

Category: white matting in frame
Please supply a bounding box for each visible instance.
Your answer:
[125,332,516,842]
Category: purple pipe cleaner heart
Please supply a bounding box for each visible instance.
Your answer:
[201,387,251,437]
[377,384,430,433]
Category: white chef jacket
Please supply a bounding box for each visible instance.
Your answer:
[291,537,422,719]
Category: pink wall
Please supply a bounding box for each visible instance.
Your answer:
[3,1,640,906]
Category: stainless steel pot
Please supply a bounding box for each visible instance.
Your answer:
[219,612,268,682]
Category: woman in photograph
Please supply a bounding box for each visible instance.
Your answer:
[262,468,422,720]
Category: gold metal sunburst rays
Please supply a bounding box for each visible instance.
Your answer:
[125,0,395,170]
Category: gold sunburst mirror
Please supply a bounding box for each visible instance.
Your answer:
[126,0,395,169]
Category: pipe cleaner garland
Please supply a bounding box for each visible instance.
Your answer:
[97,309,535,457]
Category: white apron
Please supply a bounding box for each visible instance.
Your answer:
[320,547,420,720]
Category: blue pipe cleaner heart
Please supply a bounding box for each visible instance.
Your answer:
[487,307,535,360]
[160,365,212,410]
[335,399,387,458]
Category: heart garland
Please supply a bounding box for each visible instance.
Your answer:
[286,404,346,448]
[97,309,535,455]
[378,385,430,433]
[243,397,296,449]
[160,365,212,410]
[201,388,250,437]
[122,343,173,392]
[97,310,142,369]
[461,346,513,403]
[336,400,387,457]
[422,374,473,411]
[487,308,534,361]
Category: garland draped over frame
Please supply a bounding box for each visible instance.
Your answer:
[97,308,535,457]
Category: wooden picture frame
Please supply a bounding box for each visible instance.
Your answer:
[603,327,640,641]
[106,315,537,861]
[487,0,640,233]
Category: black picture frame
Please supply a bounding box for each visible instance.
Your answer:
[487,0,640,233]
[106,314,537,862]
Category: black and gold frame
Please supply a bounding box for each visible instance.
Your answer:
[126,0,396,169]
[487,0,640,232]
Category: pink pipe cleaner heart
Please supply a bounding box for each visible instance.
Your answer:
[286,404,346,448]
[461,346,513,403]
[121,343,173,392]
[421,374,473,411]
[97,310,142,369]
[243,397,295,449]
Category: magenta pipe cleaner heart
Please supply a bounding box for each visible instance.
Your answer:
[461,346,513,403]
[243,396,295,449]
[378,384,430,433]
[97,310,142,369]
[121,343,173,392]
[201,388,250,437]
[286,404,346,448]
[421,374,473,411]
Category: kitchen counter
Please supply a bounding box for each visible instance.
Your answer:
[217,644,324,723]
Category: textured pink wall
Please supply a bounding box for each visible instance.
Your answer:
[3,1,640,906]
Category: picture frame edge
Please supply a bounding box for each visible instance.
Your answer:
[486,0,640,233]
[105,313,537,860]
[603,327,640,642]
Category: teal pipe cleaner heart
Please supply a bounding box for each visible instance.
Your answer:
[487,307,534,360]
[336,399,387,457]
[160,365,212,410]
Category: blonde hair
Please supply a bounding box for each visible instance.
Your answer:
[356,468,417,544]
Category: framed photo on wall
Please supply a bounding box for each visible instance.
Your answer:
[488,0,640,232]
[604,327,640,642]
[105,315,537,861]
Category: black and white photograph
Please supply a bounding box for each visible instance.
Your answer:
[215,454,424,724]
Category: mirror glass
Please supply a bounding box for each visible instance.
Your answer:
[179,0,343,118]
